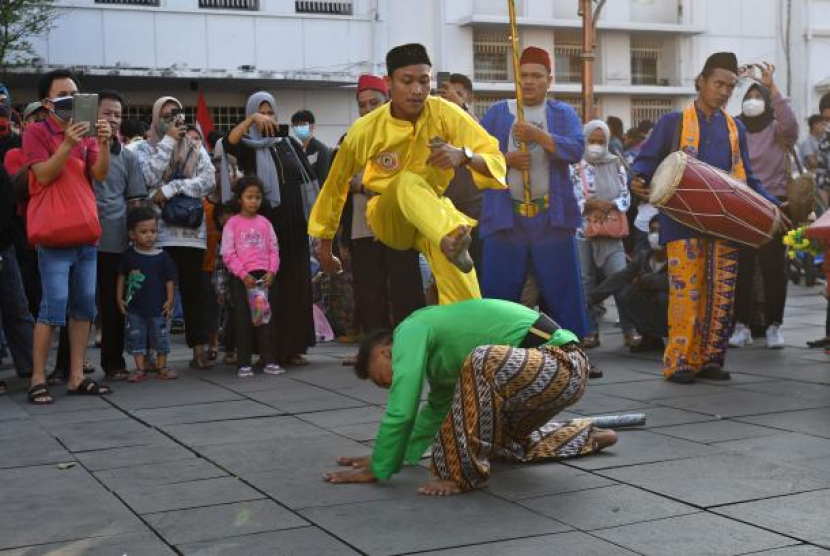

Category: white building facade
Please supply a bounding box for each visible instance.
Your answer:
[5,0,829,144]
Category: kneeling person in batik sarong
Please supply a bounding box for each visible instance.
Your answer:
[323,299,617,496]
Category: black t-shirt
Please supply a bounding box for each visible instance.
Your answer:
[118,247,177,316]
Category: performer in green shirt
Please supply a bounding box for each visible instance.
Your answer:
[324,299,617,495]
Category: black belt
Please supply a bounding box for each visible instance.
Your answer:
[520,313,561,348]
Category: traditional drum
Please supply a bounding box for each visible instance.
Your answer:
[650,151,780,248]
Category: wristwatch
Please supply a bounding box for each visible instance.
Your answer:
[461,147,474,166]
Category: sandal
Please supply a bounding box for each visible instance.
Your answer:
[207,348,218,361]
[189,358,214,370]
[107,370,131,382]
[588,364,604,379]
[67,378,111,396]
[287,355,310,367]
[127,371,150,383]
[28,383,53,405]
[157,368,178,380]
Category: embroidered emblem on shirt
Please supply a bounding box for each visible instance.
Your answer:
[240,228,264,249]
[375,152,400,171]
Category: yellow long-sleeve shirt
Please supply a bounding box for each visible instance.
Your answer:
[308,96,507,240]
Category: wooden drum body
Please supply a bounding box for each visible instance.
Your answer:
[650,151,780,248]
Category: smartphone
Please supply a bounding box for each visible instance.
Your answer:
[72,94,98,136]
[436,71,450,90]
[276,123,290,138]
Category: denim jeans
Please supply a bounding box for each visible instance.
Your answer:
[0,244,34,376]
[36,245,97,326]
[125,313,170,355]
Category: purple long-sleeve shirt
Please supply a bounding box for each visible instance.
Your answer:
[743,91,799,198]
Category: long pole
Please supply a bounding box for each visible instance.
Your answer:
[507,0,531,207]
[580,0,595,122]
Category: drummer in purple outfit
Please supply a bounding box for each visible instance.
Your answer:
[630,52,791,384]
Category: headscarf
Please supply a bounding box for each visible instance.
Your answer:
[582,119,621,202]
[149,96,200,181]
[237,91,281,208]
[738,83,774,133]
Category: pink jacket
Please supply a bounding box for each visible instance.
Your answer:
[220,214,279,280]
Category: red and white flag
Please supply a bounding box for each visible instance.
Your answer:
[195,90,215,148]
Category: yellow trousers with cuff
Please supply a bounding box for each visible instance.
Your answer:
[366,170,481,304]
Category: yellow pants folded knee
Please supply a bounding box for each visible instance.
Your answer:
[366,171,481,304]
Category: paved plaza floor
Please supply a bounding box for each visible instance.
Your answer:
[1,285,829,555]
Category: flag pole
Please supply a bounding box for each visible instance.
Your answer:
[507,0,532,209]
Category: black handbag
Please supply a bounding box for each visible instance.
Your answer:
[161,194,204,229]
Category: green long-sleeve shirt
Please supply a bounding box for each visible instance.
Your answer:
[369,299,578,480]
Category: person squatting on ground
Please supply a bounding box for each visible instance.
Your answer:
[323,299,617,496]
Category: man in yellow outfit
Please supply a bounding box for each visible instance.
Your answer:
[308,43,507,304]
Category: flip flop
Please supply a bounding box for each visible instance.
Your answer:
[67,378,111,396]
[28,383,53,405]
[157,368,178,380]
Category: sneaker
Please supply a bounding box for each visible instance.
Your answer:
[728,323,753,348]
[237,366,254,378]
[766,324,785,349]
[263,364,285,376]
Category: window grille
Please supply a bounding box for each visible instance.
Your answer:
[631,40,662,85]
[199,0,259,10]
[554,33,582,84]
[473,30,510,82]
[296,1,353,15]
[121,106,246,132]
[94,0,159,5]
[473,95,509,120]
[631,97,673,125]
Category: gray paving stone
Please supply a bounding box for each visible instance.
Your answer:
[0,465,145,549]
[591,379,726,401]
[745,547,830,555]
[114,476,264,514]
[593,512,798,555]
[177,526,361,556]
[300,492,571,556]
[131,399,281,425]
[17,391,113,414]
[713,490,830,548]
[144,499,308,545]
[600,453,830,507]
[0,398,31,421]
[733,380,830,402]
[198,371,297,393]
[569,391,653,415]
[30,406,127,426]
[565,430,721,471]
[196,433,366,475]
[637,406,717,428]
[715,433,830,468]
[94,458,227,489]
[519,484,699,530]
[246,381,368,413]
[484,462,616,501]
[658,389,830,418]
[161,416,328,447]
[298,405,386,428]
[414,531,640,555]
[0,425,73,469]
[335,382,394,405]
[0,532,177,556]
[75,440,196,471]
[277,365,360,390]
[738,408,830,439]
[108,378,243,410]
[582,368,658,384]
[246,464,427,510]
[655,420,781,443]
[50,418,165,452]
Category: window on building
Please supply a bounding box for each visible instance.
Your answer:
[94,0,159,5]
[554,33,581,84]
[121,105,246,132]
[199,0,259,9]
[296,1,353,15]
[631,41,662,85]
[473,95,510,119]
[630,97,673,125]
[473,30,511,82]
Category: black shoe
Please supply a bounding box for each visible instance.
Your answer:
[588,364,603,379]
[629,335,664,353]
[666,370,695,384]
[698,365,731,381]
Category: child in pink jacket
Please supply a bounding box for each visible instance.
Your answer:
[221,177,281,378]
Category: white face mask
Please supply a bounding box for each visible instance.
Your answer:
[648,232,662,251]
[742,98,766,118]
[585,145,605,159]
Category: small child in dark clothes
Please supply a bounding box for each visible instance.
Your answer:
[117,206,178,381]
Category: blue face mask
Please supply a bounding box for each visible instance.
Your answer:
[293,124,311,141]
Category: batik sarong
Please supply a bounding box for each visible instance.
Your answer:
[430,343,596,491]
[663,237,739,378]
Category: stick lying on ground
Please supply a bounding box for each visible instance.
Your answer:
[589,413,647,429]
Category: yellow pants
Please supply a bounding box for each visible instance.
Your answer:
[366,171,481,304]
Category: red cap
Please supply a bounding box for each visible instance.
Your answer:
[357,74,389,97]
[520,46,552,72]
